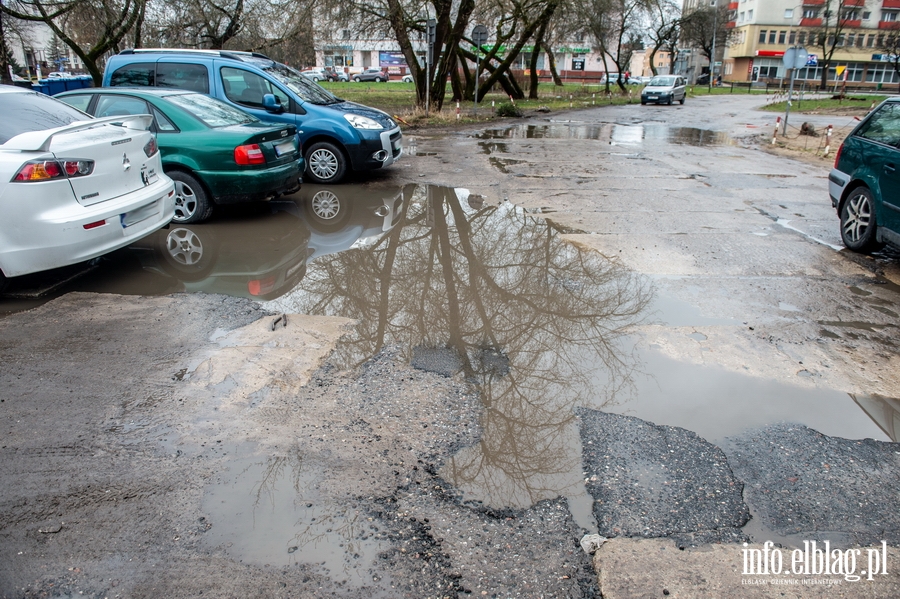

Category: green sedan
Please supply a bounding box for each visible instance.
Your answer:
[57,88,303,223]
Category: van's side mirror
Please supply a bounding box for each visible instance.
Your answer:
[263,93,284,114]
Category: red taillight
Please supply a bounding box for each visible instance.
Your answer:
[13,159,93,182]
[248,276,276,296]
[14,161,63,181]
[83,220,107,230]
[833,142,844,169]
[144,137,159,157]
[234,144,265,165]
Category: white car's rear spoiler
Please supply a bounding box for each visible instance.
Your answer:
[1,114,154,152]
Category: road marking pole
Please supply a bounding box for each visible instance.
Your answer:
[456,101,460,120]
[823,125,833,157]
[773,116,781,144]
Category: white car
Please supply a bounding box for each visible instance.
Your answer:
[300,68,328,82]
[0,86,176,290]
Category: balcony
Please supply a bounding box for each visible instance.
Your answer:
[802,0,825,5]
[879,20,900,28]
[728,1,738,8]
[883,0,900,8]
[725,20,737,28]
[843,0,866,6]
[840,18,862,26]
[800,17,823,25]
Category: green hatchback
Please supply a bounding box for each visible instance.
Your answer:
[829,97,900,252]
[57,88,303,223]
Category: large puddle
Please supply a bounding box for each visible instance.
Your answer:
[4,181,896,565]
[475,123,732,146]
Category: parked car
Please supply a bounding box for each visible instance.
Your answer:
[324,67,349,82]
[0,85,175,290]
[103,49,403,185]
[829,96,900,252]
[641,75,686,105]
[57,88,303,224]
[627,76,647,86]
[300,68,328,82]
[353,67,389,82]
[401,74,414,83]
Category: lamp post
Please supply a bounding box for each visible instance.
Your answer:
[709,0,718,91]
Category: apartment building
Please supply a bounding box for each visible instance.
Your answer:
[722,0,900,86]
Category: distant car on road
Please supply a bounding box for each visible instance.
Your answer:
[401,74,413,83]
[829,96,900,252]
[0,85,175,290]
[641,75,686,105]
[324,67,349,82]
[57,88,303,224]
[353,67,389,82]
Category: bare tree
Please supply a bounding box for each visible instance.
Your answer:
[801,0,855,91]
[645,0,681,76]
[1,0,146,84]
[581,0,647,92]
[680,1,730,79]
[876,33,900,94]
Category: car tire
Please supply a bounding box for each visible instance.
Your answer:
[641,100,647,105]
[0,269,8,294]
[305,141,347,184]
[303,188,353,232]
[169,171,213,224]
[840,186,882,253]
[679,95,685,105]
[353,76,361,82]
[375,77,383,82]
[157,225,218,281]
[667,96,673,105]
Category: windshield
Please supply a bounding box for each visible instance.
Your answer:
[0,92,89,144]
[245,57,341,105]
[649,76,676,87]
[166,93,257,127]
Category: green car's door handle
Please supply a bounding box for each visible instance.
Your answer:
[886,163,896,173]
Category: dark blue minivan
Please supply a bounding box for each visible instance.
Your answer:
[103,49,403,184]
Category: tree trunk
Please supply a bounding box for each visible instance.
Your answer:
[528,20,548,100]
[546,47,562,86]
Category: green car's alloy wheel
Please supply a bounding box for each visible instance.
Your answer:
[169,171,213,224]
[840,186,882,252]
[305,141,347,184]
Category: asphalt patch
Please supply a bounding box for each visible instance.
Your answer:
[726,423,900,545]
[577,409,750,545]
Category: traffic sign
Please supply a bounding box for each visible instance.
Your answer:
[472,25,488,48]
[782,47,809,70]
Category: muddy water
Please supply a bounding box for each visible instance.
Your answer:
[476,123,731,146]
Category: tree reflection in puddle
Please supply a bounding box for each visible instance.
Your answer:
[270,185,653,527]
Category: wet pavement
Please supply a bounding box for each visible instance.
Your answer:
[2,95,900,597]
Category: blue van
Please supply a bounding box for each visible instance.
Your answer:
[103,49,403,184]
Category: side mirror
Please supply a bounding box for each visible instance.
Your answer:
[263,93,284,114]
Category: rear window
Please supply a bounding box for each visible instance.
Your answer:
[164,93,256,127]
[110,63,156,87]
[0,92,88,144]
[856,102,900,148]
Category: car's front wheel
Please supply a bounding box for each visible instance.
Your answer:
[169,171,213,224]
[840,186,882,252]
[679,95,685,105]
[305,141,348,184]
[375,77,383,82]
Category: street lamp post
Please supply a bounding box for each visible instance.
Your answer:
[709,0,717,91]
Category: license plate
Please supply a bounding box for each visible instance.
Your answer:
[647,96,657,99]
[275,141,296,157]
[120,200,159,228]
